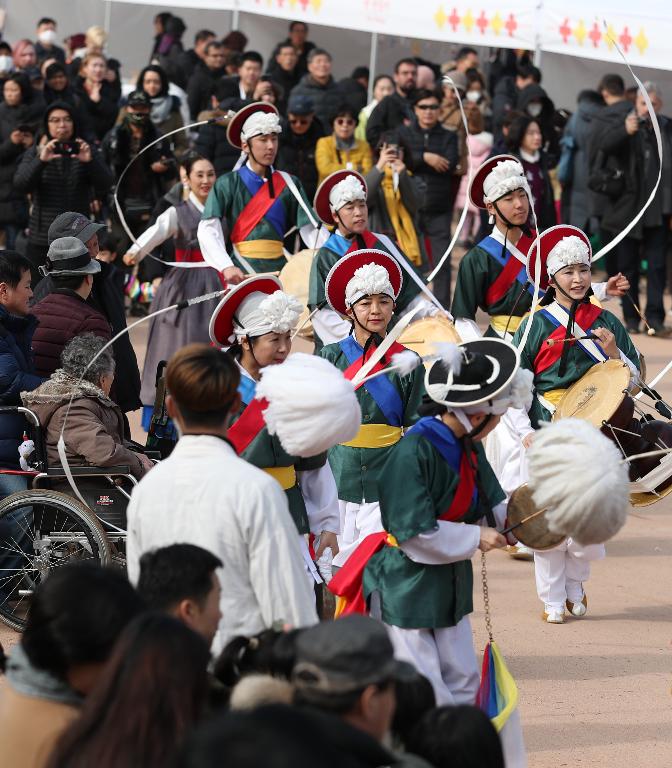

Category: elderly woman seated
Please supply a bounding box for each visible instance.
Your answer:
[21,333,153,480]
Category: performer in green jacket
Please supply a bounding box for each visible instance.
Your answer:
[209,274,339,582]
[308,170,447,351]
[318,248,424,569]
[198,102,323,284]
[511,225,640,624]
[329,337,531,704]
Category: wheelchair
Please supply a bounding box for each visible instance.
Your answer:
[0,405,159,631]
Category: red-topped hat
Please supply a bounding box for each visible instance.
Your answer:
[209,275,283,345]
[527,225,592,287]
[468,154,525,210]
[314,170,368,226]
[227,102,280,151]
[324,248,402,315]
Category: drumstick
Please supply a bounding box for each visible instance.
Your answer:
[624,293,655,336]
[546,334,598,346]
[499,507,547,536]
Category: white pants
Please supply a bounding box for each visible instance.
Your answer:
[386,617,480,706]
[534,539,605,611]
[484,410,529,498]
[332,500,382,568]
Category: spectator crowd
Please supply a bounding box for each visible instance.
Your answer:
[0,10,671,768]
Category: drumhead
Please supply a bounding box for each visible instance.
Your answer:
[397,316,461,362]
[279,250,316,340]
[553,359,631,428]
[506,484,565,550]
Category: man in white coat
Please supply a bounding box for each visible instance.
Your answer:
[126,343,318,652]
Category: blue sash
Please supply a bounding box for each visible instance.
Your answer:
[237,164,287,238]
[539,304,606,364]
[407,417,478,504]
[324,230,352,257]
[238,374,257,406]
[478,236,536,298]
[340,336,404,427]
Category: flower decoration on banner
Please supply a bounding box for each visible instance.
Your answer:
[255,0,322,12]
[557,18,648,55]
[434,7,518,37]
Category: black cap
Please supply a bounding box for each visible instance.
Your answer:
[292,616,415,694]
[287,93,314,115]
[127,89,151,108]
[48,212,106,246]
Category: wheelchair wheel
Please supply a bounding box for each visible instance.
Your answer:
[0,489,112,632]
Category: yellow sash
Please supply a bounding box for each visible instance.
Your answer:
[235,239,284,259]
[490,315,523,335]
[540,389,567,407]
[340,424,403,449]
[381,168,422,267]
[263,465,297,490]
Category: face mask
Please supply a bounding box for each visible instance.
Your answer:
[128,112,149,125]
[527,103,543,118]
[38,29,57,45]
[466,90,481,103]
[0,56,13,73]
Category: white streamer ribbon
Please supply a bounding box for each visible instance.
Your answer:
[592,26,663,263]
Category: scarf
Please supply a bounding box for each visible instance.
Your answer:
[6,644,82,707]
[150,95,174,126]
[381,166,422,266]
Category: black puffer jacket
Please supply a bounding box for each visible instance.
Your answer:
[399,120,459,214]
[289,75,345,133]
[72,77,120,142]
[195,98,246,176]
[276,117,325,202]
[13,102,114,247]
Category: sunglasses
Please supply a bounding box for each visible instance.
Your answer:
[416,104,439,111]
[335,117,355,126]
[289,116,311,125]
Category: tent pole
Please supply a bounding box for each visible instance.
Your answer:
[232,6,240,29]
[367,32,378,103]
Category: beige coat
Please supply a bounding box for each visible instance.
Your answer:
[22,371,148,479]
[0,682,78,768]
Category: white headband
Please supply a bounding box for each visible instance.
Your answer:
[546,235,591,278]
[329,175,366,212]
[483,159,531,203]
[233,290,303,339]
[240,111,282,142]
[344,263,396,307]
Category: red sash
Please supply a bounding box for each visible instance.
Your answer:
[345,230,379,253]
[484,232,535,306]
[329,445,477,616]
[227,397,269,455]
[230,172,287,243]
[533,303,603,375]
[342,340,407,391]
[175,247,204,263]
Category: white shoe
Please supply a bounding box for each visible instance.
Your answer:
[566,593,588,617]
[506,543,534,561]
[542,606,565,624]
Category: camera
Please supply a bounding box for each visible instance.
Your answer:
[387,143,399,158]
[53,140,80,157]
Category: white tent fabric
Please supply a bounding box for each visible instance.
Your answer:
[542,1,672,71]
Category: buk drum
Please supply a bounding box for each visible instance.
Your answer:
[506,484,565,550]
[279,249,316,340]
[552,359,672,507]
[397,315,461,363]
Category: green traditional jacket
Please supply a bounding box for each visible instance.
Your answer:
[363,422,505,628]
[231,369,326,534]
[308,229,423,350]
[202,167,315,274]
[511,301,640,427]
[318,338,424,503]
[452,240,532,323]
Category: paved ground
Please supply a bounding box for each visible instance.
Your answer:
[1,287,671,767]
